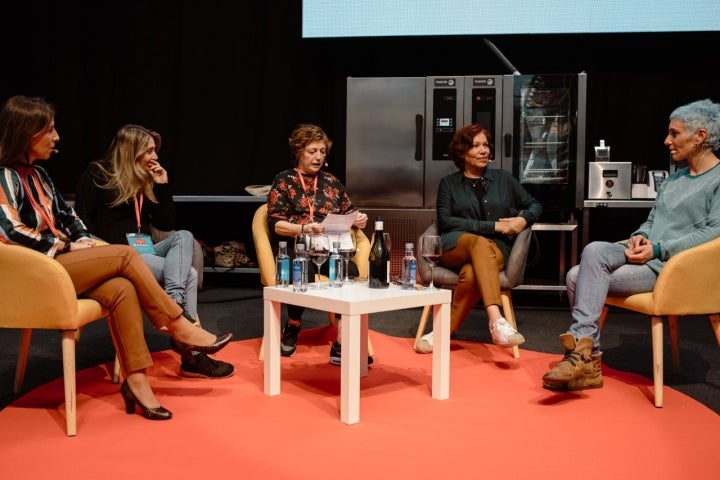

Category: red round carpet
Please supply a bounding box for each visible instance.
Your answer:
[1,328,718,480]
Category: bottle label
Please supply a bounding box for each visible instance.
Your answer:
[279,258,290,286]
[292,259,307,292]
[402,258,417,290]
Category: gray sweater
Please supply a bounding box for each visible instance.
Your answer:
[632,162,720,274]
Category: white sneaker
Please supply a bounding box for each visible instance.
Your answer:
[415,331,433,354]
[490,318,525,347]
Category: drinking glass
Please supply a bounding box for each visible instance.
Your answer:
[294,232,309,256]
[383,232,391,254]
[421,235,442,291]
[308,234,330,289]
[338,231,357,285]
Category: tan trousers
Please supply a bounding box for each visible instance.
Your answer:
[440,234,504,333]
[55,244,183,373]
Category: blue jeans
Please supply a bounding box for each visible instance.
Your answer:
[566,241,658,353]
[141,230,198,319]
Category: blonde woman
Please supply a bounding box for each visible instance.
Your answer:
[75,124,234,379]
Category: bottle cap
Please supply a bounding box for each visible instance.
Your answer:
[279,241,287,248]
[405,242,414,249]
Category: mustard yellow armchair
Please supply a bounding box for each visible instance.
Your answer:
[252,203,370,286]
[598,236,720,407]
[251,203,372,359]
[0,243,111,436]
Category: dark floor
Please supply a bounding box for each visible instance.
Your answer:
[1,273,719,414]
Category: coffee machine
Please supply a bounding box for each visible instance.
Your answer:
[588,161,632,199]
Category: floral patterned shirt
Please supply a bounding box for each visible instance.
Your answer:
[267,168,356,243]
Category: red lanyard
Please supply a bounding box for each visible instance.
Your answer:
[133,193,144,233]
[295,168,317,221]
[18,167,60,238]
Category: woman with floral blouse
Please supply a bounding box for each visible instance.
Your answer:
[266,123,369,365]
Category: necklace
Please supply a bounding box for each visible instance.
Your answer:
[465,175,484,189]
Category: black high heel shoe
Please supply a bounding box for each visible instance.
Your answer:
[170,332,233,355]
[120,380,172,420]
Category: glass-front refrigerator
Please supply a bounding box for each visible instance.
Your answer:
[501,73,587,219]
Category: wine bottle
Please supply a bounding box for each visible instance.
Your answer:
[368,217,390,288]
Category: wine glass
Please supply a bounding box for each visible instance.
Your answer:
[421,235,442,291]
[338,231,357,285]
[383,232,391,254]
[294,232,309,256]
[308,234,330,289]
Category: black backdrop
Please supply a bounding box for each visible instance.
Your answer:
[1,1,718,199]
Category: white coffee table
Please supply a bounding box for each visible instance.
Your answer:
[263,282,452,424]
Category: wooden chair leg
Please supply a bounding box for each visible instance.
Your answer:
[61,330,78,436]
[651,315,664,408]
[500,289,520,359]
[14,328,32,394]
[414,305,432,350]
[258,335,265,361]
[112,355,122,383]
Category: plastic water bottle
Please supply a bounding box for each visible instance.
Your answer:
[328,241,344,287]
[275,241,290,288]
[292,244,308,292]
[401,242,417,290]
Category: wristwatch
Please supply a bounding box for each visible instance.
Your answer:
[62,241,72,253]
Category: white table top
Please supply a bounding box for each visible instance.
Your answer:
[263,283,451,315]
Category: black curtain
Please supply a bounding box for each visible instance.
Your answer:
[2,1,718,198]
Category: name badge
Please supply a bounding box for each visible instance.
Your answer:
[126,233,156,255]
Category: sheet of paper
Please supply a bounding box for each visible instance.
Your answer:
[321,211,358,234]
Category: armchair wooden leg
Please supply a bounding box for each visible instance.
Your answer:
[414,305,432,350]
[651,315,664,408]
[14,328,32,394]
[112,355,122,383]
[61,330,78,436]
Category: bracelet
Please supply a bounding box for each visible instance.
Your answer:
[62,241,71,253]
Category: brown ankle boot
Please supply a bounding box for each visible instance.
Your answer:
[542,333,594,389]
[566,353,603,390]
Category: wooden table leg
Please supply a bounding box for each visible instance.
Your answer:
[264,299,282,396]
[432,302,450,400]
